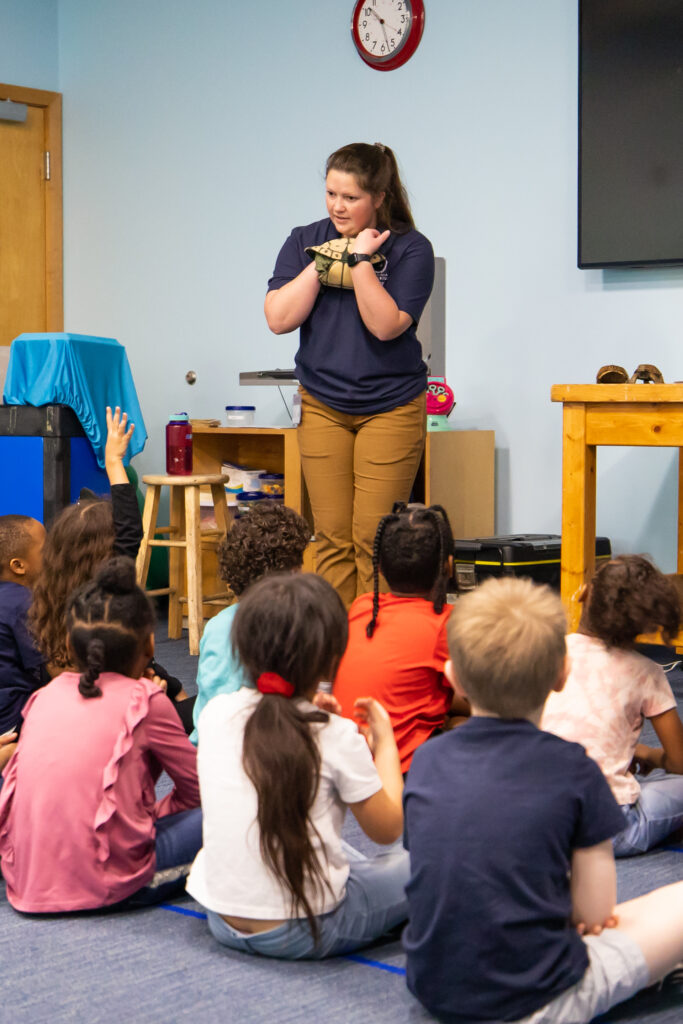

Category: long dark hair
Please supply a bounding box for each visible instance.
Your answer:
[367,503,454,638]
[30,499,116,670]
[584,554,680,647]
[67,557,155,698]
[232,573,348,938]
[326,142,414,233]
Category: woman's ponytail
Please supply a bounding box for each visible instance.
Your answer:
[376,144,414,233]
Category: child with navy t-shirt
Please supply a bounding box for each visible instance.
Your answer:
[403,576,683,1024]
[0,515,47,764]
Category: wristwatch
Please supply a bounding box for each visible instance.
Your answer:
[347,252,373,267]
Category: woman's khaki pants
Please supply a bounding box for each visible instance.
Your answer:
[297,389,426,608]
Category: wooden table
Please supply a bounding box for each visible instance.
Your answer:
[551,383,683,633]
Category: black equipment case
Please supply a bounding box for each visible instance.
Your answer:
[453,534,612,592]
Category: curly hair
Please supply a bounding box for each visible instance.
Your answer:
[584,554,680,648]
[217,502,310,597]
[29,500,116,670]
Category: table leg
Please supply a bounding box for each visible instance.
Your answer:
[560,404,596,631]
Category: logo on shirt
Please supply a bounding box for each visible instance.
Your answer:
[377,257,389,286]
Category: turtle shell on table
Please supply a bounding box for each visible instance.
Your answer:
[304,237,387,289]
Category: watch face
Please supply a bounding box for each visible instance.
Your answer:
[351,0,425,71]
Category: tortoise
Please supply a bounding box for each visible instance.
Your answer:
[304,237,387,289]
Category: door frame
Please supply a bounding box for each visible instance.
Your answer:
[0,82,63,331]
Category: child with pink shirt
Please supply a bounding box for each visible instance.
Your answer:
[0,557,201,911]
[542,554,683,857]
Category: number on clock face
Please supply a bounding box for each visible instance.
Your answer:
[357,0,409,58]
[351,0,424,71]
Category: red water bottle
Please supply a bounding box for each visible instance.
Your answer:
[166,413,193,475]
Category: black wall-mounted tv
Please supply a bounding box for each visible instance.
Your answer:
[579,0,683,268]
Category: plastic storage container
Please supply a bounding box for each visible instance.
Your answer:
[259,472,284,496]
[221,461,264,491]
[225,405,255,426]
[166,413,193,475]
[453,534,612,592]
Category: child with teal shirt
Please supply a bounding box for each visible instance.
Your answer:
[190,502,310,744]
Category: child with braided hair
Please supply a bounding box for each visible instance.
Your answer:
[333,504,469,773]
[0,557,201,912]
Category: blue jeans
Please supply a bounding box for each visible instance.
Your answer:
[205,841,409,960]
[613,771,683,857]
[124,806,203,906]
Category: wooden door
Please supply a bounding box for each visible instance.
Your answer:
[0,83,63,349]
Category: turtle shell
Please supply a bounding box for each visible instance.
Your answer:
[305,238,387,289]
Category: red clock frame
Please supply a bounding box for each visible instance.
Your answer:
[351,0,425,72]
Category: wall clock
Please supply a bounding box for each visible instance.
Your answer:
[351,0,425,71]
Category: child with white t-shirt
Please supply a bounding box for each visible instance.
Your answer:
[187,571,408,959]
[542,554,683,856]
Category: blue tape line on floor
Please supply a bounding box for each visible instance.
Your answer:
[159,905,407,974]
[160,903,207,919]
[661,845,683,853]
[343,953,406,976]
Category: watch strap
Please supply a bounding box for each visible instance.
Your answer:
[347,252,373,267]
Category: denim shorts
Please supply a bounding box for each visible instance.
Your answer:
[512,930,649,1024]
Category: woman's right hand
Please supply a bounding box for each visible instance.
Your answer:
[354,697,394,753]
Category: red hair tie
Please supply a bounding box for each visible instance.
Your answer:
[256,672,295,698]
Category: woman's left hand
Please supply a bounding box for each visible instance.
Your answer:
[353,228,390,256]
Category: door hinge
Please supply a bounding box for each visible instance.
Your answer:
[44,150,51,181]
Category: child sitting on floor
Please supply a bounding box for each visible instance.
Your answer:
[190,501,310,744]
[0,515,47,761]
[0,557,201,912]
[404,576,683,1024]
[28,406,188,719]
[333,503,469,773]
[187,572,408,959]
[542,554,683,857]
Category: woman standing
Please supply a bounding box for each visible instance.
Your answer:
[265,143,434,607]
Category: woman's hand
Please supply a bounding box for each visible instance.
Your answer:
[105,406,135,486]
[353,227,391,256]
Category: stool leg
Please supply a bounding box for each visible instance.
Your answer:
[185,484,203,656]
[210,483,230,537]
[168,486,184,640]
[136,484,160,587]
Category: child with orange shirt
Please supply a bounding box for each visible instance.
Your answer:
[333,504,469,773]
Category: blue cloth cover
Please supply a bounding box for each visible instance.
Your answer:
[3,333,147,468]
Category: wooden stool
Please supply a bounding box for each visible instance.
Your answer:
[136,474,230,655]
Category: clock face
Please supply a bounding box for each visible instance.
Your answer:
[351,0,425,71]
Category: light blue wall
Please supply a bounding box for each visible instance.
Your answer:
[53,0,683,568]
[0,0,58,90]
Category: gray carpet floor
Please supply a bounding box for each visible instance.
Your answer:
[1,629,682,1023]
